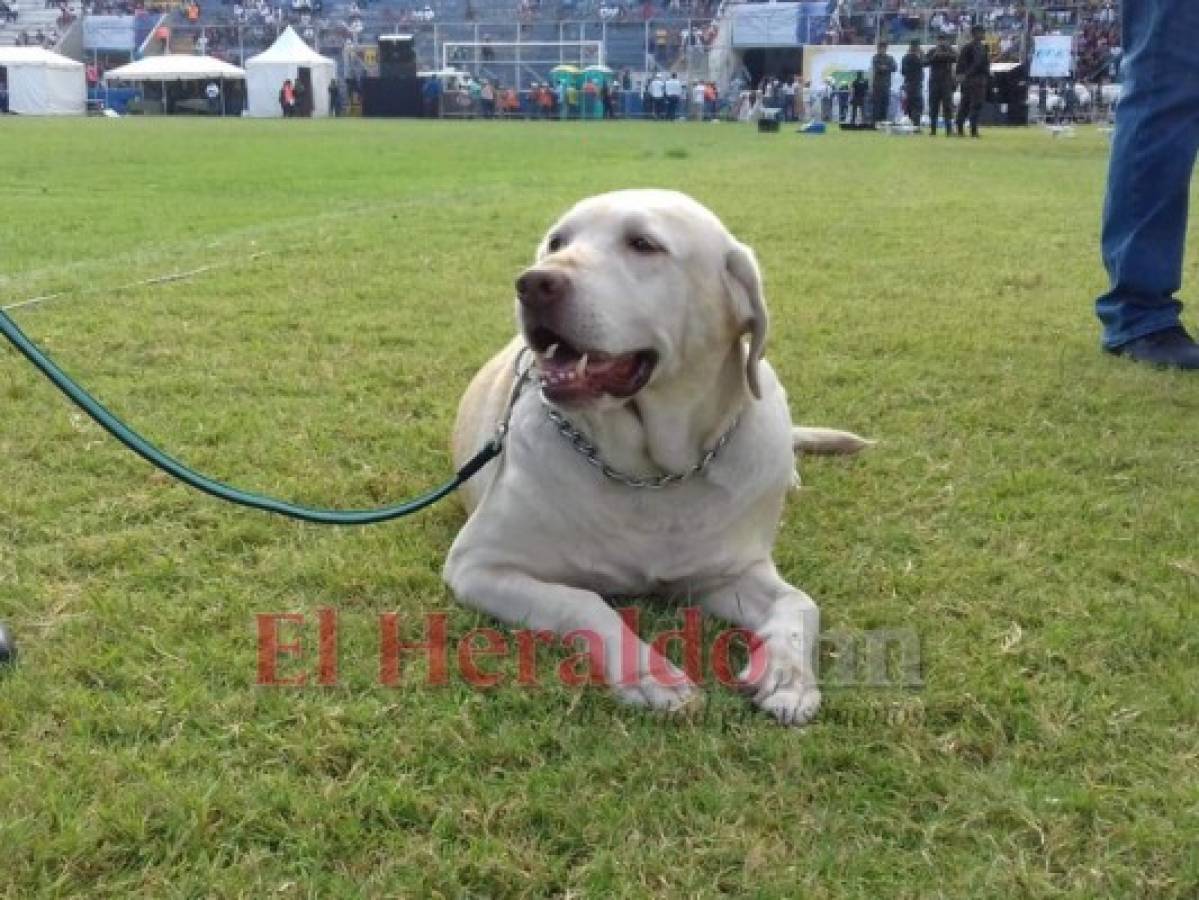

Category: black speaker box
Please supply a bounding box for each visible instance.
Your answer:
[362,76,422,117]
[987,62,1029,125]
[379,35,417,79]
[757,118,780,133]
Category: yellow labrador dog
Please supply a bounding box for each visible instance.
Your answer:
[444,190,869,726]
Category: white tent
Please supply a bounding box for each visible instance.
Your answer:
[103,54,247,82]
[0,47,86,116]
[103,54,246,114]
[245,27,335,118]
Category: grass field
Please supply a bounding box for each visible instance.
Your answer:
[1,118,1197,897]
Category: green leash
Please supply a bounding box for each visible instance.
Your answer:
[0,308,526,525]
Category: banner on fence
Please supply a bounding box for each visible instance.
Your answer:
[1030,34,1073,77]
[732,1,829,47]
[84,16,137,51]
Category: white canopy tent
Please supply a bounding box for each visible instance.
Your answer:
[0,48,86,116]
[105,53,248,80]
[103,54,246,115]
[245,27,335,118]
[103,54,247,82]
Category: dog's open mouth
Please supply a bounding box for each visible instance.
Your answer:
[527,326,657,403]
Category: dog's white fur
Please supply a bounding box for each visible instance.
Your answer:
[444,190,869,725]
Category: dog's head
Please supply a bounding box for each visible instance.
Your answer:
[516,189,767,407]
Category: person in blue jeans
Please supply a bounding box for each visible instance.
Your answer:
[1097,0,1199,369]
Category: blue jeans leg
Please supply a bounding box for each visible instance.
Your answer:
[1096,0,1199,348]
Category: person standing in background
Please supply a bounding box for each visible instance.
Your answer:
[691,79,705,120]
[870,38,896,124]
[582,77,598,117]
[293,77,309,117]
[900,38,924,128]
[1095,0,1199,368]
[327,78,341,117]
[468,75,482,116]
[480,80,496,118]
[648,71,665,119]
[554,79,566,118]
[664,71,683,120]
[421,75,441,118]
[954,24,989,137]
[849,71,868,125]
[925,31,956,135]
[782,76,797,122]
[279,78,295,116]
[565,80,579,118]
[805,79,823,122]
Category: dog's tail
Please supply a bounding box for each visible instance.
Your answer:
[792,427,875,456]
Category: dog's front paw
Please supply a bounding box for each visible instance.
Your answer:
[740,627,821,727]
[612,658,702,714]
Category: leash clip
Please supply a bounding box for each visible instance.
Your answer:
[491,346,535,449]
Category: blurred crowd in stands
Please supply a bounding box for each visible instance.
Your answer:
[9,24,63,47]
[822,1,1119,71]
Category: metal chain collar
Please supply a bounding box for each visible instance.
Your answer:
[538,388,741,490]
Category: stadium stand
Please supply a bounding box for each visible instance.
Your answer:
[142,2,1118,64]
[39,0,1118,119]
[0,0,72,48]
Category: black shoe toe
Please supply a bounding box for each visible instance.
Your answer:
[1108,326,1199,370]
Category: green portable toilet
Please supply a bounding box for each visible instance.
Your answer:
[582,64,613,119]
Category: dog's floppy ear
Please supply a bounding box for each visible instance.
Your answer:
[724,239,768,400]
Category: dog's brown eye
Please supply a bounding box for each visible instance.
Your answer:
[547,235,564,253]
[627,235,662,254]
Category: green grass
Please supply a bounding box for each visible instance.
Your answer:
[1,118,1197,897]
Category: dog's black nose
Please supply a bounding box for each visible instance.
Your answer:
[516,268,570,310]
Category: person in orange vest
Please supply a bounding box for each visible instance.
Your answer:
[278,78,295,117]
[703,80,717,120]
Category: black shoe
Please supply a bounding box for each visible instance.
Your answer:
[1107,326,1199,370]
